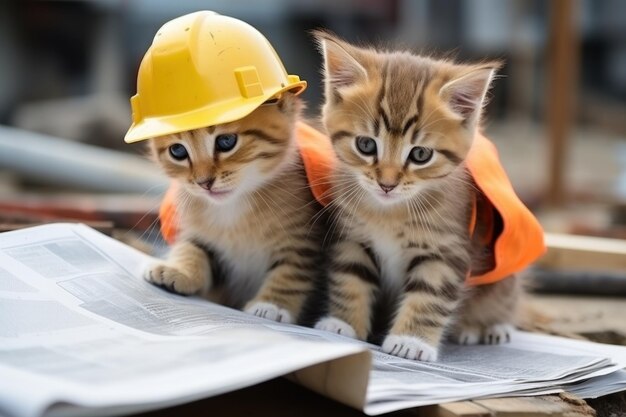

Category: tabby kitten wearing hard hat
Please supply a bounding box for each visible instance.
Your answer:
[125,12,322,324]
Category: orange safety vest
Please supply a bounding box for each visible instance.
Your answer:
[159,122,545,286]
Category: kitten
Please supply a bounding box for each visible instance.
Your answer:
[313,32,522,361]
[145,92,322,324]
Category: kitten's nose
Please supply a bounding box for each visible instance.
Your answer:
[378,182,397,193]
[196,178,215,190]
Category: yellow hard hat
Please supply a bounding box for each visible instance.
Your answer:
[125,11,307,143]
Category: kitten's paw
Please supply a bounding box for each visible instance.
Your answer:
[453,326,482,346]
[382,334,438,362]
[483,324,513,345]
[245,302,293,324]
[314,317,357,339]
[144,263,203,295]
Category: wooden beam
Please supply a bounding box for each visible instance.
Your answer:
[0,221,114,236]
[546,0,579,206]
[539,233,626,272]
[420,394,595,417]
[426,401,491,417]
[473,397,567,417]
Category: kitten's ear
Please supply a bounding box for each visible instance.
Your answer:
[439,63,499,126]
[312,30,368,93]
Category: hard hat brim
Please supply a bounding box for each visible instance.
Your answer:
[124,80,306,143]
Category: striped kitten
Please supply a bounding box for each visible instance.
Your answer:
[313,32,521,361]
[145,92,321,324]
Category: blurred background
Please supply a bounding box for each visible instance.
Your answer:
[0,0,625,241]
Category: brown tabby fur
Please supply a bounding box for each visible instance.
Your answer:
[313,31,522,361]
[145,93,322,324]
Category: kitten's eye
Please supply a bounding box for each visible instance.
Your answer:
[409,146,433,164]
[169,144,188,160]
[356,136,377,156]
[215,133,238,152]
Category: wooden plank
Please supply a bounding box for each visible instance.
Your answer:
[546,0,579,206]
[528,294,626,343]
[426,401,492,417]
[539,233,626,272]
[0,193,160,231]
[472,394,596,417]
[473,397,565,417]
[0,221,114,236]
[547,393,596,417]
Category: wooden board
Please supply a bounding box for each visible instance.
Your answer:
[422,394,595,417]
[528,294,626,344]
[423,401,491,417]
[473,397,565,417]
[539,233,626,272]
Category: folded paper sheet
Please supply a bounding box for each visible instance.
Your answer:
[0,224,625,417]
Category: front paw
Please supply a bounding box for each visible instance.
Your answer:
[314,317,357,339]
[452,323,513,345]
[483,324,513,345]
[245,302,293,324]
[453,326,482,346]
[382,334,438,362]
[144,263,204,295]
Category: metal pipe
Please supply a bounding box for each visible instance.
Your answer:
[532,268,626,296]
[0,125,167,194]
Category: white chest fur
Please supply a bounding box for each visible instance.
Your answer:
[216,240,270,307]
[370,229,407,294]
[193,199,271,308]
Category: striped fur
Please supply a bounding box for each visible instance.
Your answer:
[313,32,519,361]
[145,93,322,324]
